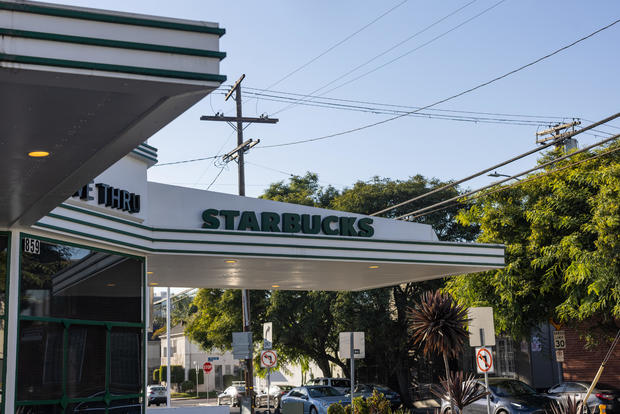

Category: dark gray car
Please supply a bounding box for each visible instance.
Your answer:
[547,381,619,414]
[439,378,552,414]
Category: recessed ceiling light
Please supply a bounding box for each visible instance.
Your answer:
[28,151,50,158]
[147,271,154,275]
[369,265,379,269]
[107,283,116,287]
[225,260,237,263]
[272,285,280,288]
[149,282,159,286]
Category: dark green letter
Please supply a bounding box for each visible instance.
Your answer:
[261,212,281,232]
[321,216,339,235]
[301,214,321,234]
[282,213,301,233]
[238,211,260,231]
[219,210,240,230]
[201,209,220,229]
[357,218,374,237]
[339,217,358,236]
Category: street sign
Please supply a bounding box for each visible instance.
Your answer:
[469,307,496,347]
[207,356,219,362]
[263,322,273,350]
[553,330,566,350]
[339,332,365,359]
[555,350,565,362]
[476,347,494,374]
[232,332,253,360]
[203,362,213,373]
[260,350,278,368]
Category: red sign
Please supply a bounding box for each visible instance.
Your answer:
[203,362,213,373]
[476,348,493,373]
[260,350,277,368]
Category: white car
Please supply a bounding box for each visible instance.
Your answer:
[307,378,351,395]
[146,385,167,407]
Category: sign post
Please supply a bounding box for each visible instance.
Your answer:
[339,332,365,412]
[260,349,278,412]
[469,308,495,414]
[203,362,213,402]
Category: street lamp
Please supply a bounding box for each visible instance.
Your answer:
[194,361,199,398]
[488,171,521,180]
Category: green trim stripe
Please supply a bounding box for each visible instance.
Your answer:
[140,142,158,152]
[34,221,503,267]
[0,2,225,36]
[0,54,227,83]
[0,28,226,59]
[131,150,158,163]
[136,145,158,157]
[44,212,504,258]
[56,203,504,249]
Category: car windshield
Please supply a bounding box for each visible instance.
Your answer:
[308,387,343,397]
[490,380,536,397]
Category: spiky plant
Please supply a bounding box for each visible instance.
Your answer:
[408,290,469,414]
[549,395,583,414]
[431,371,489,414]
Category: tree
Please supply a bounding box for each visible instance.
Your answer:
[409,290,469,414]
[445,143,620,341]
[260,172,338,208]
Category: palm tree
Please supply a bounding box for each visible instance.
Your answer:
[408,290,469,413]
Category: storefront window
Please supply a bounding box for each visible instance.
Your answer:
[16,236,144,413]
[0,233,9,414]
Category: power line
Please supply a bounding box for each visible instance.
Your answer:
[398,132,620,219]
[237,90,567,127]
[271,0,484,115]
[318,0,508,98]
[259,19,620,149]
[242,86,572,120]
[262,0,410,92]
[371,113,620,216]
[407,144,620,219]
[154,155,218,167]
[206,166,227,191]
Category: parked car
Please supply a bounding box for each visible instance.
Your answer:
[439,378,553,414]
[307,378,351,394]
[349,384,402,408]
[280,386,351,414]
[217,385,247,406]
[146,385,167,407]
[255,384,295,408]
[547,381,619,414]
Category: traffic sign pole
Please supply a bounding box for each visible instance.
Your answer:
[481,329,490,414]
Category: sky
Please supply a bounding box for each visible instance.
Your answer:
[46,0,620,203]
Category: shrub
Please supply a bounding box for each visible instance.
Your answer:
[152,369,160,383]
[158,365,186,386]
[328,402,346,414]
[180,380,195,392]
[366,390,391,414]
[353,396,370,414]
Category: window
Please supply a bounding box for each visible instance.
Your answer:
[16,236,144,413]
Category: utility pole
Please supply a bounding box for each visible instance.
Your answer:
[201,74,278,413]
[536,120,581,150]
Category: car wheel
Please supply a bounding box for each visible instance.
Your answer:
[310,406,318,414]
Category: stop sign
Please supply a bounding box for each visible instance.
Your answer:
[203,362,213,373]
